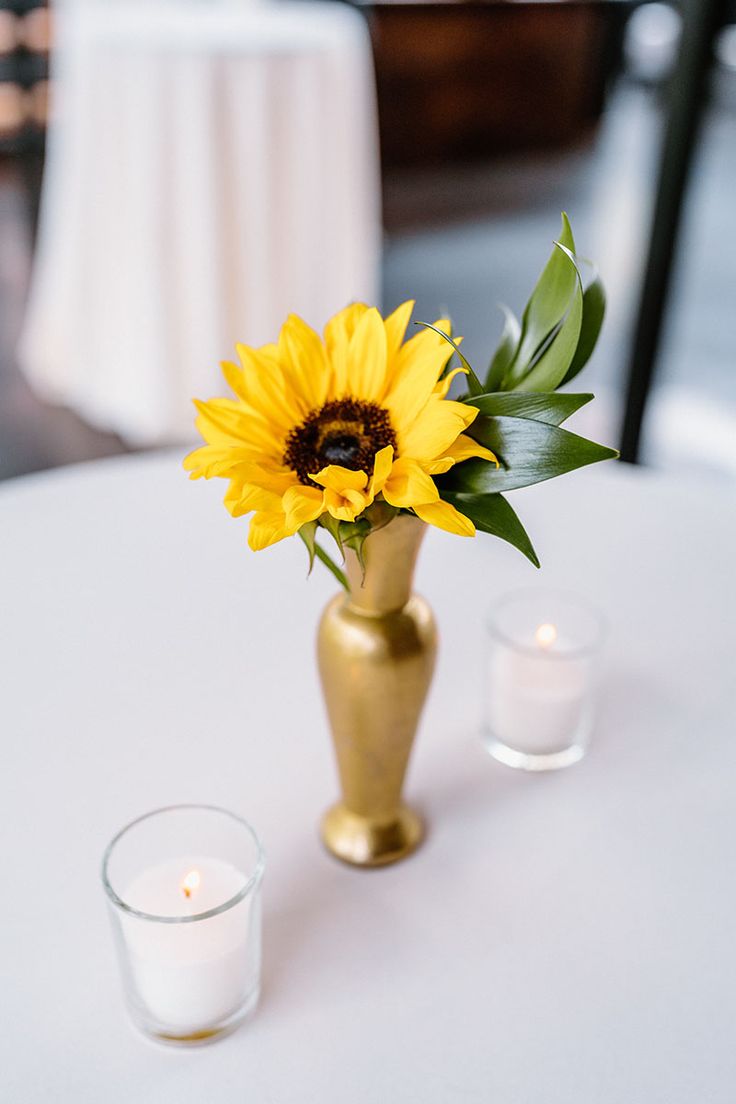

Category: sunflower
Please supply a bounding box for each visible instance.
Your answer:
[183,301,496,551]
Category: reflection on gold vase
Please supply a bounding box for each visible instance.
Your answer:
[317,515,437,867]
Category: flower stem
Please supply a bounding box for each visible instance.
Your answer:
[315,542,349,591]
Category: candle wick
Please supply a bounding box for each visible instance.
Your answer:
[183,886,191,899]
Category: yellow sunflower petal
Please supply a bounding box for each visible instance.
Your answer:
[233,345,304,430]
[312,463,374,522]
[395,316,452,367]
[399,397,478,460]
[433,365,467,400]
[236,462,295,496]
[413,499,476,537]
[192,398,248,446]
[248,511,291,551]
[282,485,325,530]
[382,457,439,509]
[226,483,282,518]
[279,314,331,413]
[183,444,255,479]
[382,319,455,428]
[347,307,388,402]
[422,457,455,476]
[324,486,372,523]
[370,445,394,495]
[324,302,370,396]
[325,302,370,344]
[220,360,249,404]
[440,433,498,467]
[256,341,280,362]
[384,300,415,364]
[194,398,282,457]
[311,465,368,493]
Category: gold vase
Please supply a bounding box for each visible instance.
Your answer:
[317,515,437,867]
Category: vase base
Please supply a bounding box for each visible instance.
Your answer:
[320,803,424,867]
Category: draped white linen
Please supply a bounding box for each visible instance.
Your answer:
[18,1,381,443]
[2,455,735,1101]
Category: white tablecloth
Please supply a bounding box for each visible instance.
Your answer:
[18,1,381,444]
[2,455,735,1101]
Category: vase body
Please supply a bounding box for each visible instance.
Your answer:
[317,515,437,867]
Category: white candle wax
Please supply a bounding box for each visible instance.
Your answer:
[487,635,589,755]
[121,856,259,1030]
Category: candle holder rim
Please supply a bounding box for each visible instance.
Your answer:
[101,803,266,925]
[486,586,607,660]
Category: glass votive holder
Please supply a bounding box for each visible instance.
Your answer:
[101,804,265,1046]
[483,589,605,771]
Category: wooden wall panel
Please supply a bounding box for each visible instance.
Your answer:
[362,1,620,166]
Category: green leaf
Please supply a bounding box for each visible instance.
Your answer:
[465,392,593,426]
[560,271,606,386]
[298,521,318,576]
[485,304,521,391]
[339,517,372,581]
[363,500,399,532]
[509,242,583,392]
[414,321,484,397]
[441,491,540,567]
[319,513,345,558]
[504,212,576,387]
[437,318,459,380]
[339,517,371,543]
[443,414,619,494]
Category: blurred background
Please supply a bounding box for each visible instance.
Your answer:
[1,0,733,481]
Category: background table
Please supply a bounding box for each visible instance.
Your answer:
[18,1,380,445]
[2,453,735,1101]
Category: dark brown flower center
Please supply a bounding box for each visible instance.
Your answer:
[284,398,396,486]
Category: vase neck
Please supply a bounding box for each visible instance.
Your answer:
[344,515,427,615]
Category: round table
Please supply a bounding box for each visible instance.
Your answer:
[2,454,734,1101]
[18,1,381,445]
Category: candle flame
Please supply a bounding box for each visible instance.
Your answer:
[535,622,558,650]
[181,870,201,899]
